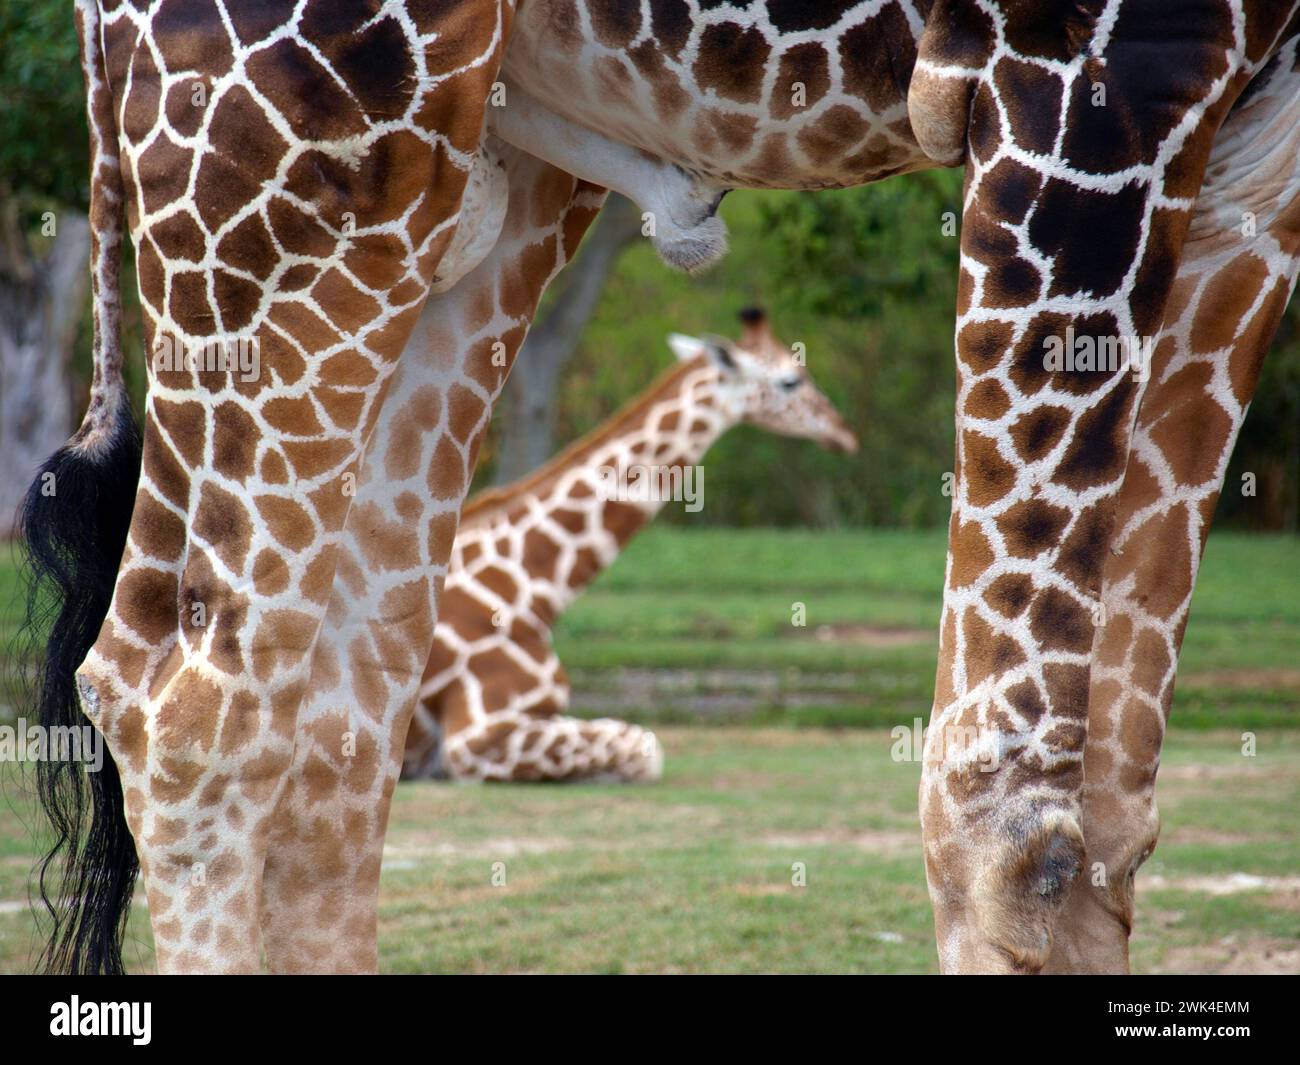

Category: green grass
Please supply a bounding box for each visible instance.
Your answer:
[3,528,1297,728]
[555,527,1300,730]
[0,528,1296,972]
[1,728,1295,973]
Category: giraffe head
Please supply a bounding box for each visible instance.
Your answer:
[667,308,858,455]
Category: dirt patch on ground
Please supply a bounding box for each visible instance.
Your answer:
[761,829,918,855]
[791,623,932,648]
[383,837,571,868]
[575,668,864,717]
[1159,762,1264,781]
[1148,938,1300,975]
[732,883,798,897]
[1143,872,1300,896]
[1161,826,1261,846]
[1181,668,1300,690]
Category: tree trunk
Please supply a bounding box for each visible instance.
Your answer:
[0,210,90,535]
[493,193,642,484]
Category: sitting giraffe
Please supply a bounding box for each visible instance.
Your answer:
[19,1,1300,973]
[402,307,857,783]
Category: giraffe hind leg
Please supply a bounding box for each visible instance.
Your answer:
[257,149,608,973]
[1047,40,1300,972]
[67,0,512,972]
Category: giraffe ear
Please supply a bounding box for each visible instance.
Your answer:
[702,338,738,372]
[668,333,737,372]
[667,333,706,362]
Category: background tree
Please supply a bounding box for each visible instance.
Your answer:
[0,0,91,532]
[492,194,642,483]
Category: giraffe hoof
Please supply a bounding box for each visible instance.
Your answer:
[970,811,1086,973]
[652,213,729,274]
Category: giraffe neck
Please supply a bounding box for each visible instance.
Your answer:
[459,356,732,613]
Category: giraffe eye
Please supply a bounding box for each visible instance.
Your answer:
[779,376,804,392]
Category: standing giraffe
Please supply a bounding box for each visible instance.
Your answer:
[492,0,1300,974]
[402,307,857,783]
[20,1,1300,973]
[22,0,626,975]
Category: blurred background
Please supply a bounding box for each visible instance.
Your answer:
[0,0,1297,974]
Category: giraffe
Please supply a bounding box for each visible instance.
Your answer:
[1046,39,1300,972]
[487,0,1300,972]
[20,0,618,975]
[19,0,1300,975]
[402,307,858,783]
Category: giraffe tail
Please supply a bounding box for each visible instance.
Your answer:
[10,0,142,975]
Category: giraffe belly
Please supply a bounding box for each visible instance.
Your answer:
[503,2,934,191]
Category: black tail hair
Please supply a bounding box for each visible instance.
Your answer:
[16,398,142,974]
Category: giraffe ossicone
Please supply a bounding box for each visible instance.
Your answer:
[403,307,857,783]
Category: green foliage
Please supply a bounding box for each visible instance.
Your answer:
[475,175,966,528]
[1222,301,1300,531]
[0,0,89,210]
[475,168,1300,530]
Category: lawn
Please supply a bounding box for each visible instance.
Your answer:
[0,527,1297,973]
[557,527,1300,730]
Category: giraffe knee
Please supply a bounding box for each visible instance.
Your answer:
[620,725,664,782]
[907,66,975,167]
[970,811,1086,972]
[927,807,1085,972]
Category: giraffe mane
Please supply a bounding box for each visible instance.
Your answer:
[460,356,709,527]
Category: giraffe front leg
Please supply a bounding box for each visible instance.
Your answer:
[258,147,607,973]
[1047,64,1300,972]
[915,2,1255,974]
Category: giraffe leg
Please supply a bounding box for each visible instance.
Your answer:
[444,714,665,783]
[913,4,1270,973]
[71,0,510,973]
[1046,53,1300,973]
[258,147,606,973]
[402,584,663,783]
[433,659,665,783]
